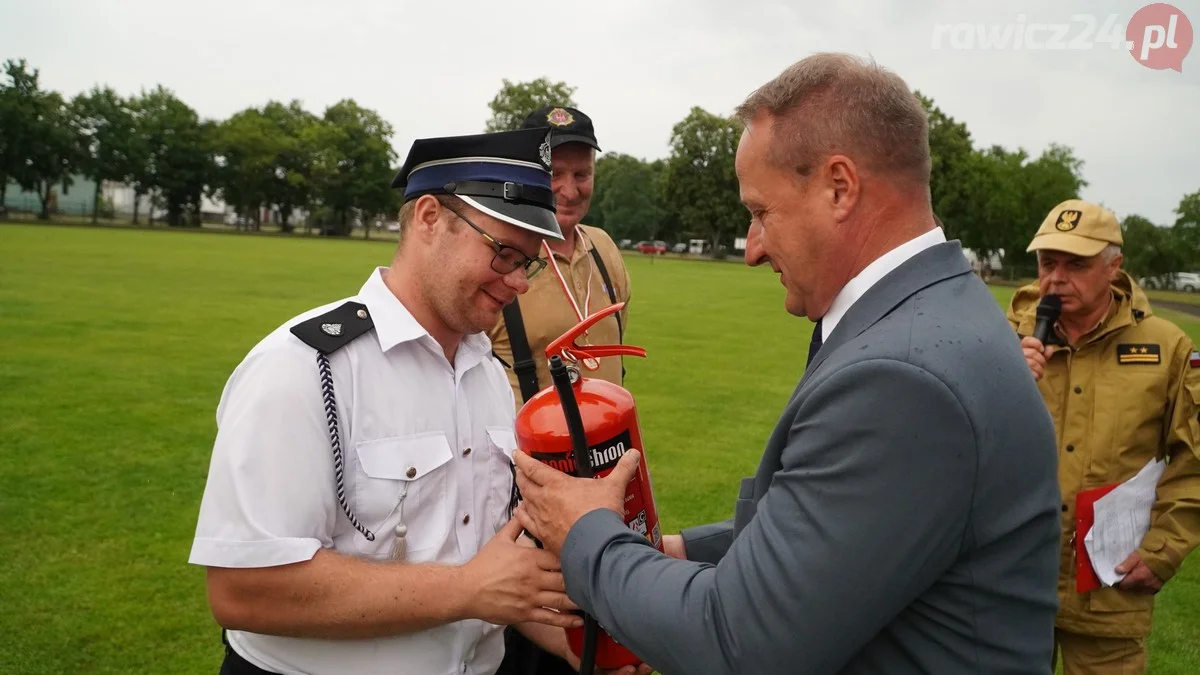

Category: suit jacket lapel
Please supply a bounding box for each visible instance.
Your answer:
[803,241,973,378]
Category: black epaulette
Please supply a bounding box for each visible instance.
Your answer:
[290,301,375,354]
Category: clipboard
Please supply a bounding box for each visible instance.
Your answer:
[1074,482,1119,593]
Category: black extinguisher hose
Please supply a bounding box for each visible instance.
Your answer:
[548,355,598,675]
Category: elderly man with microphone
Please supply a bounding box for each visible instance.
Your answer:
[1009,199,1200,675]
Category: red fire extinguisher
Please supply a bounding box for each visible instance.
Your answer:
[514,302,663,673]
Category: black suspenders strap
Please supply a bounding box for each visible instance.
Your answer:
[588,245,627,383]
[588,246,622,340]
[503,299,542,404]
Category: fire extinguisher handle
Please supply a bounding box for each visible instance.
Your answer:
[545,302,648,365]
[569,345,647,359]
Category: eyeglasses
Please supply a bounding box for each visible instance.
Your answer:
[446,207,547,280]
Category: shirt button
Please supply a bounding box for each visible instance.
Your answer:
[1074,386,1083,394]
[1066,444,1075,453]
[406,467,417,478]
[464,447,472,457]
[462,514,471,525]
[1062,504,1069,512]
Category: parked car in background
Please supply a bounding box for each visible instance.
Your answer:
[636,240,668,255]
[1139,272,1200,292]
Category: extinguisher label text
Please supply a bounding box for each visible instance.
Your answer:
[530,430,633,476]
[630,509,648,536]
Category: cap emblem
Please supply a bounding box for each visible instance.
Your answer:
[546,108,574,127]
[539,135,552,168]
[1055,210,1082,232]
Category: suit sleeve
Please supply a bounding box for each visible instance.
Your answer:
[1138,339,1200,582]
[678,518,734,564]
[560,359,977,675]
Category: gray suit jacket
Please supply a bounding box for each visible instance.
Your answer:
[559,241,1061,674]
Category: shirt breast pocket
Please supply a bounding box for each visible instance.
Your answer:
[1105,366,1167,458]
[352,432,454,561]
[485,426,518,534]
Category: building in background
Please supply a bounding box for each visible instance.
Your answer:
[3,176,234,224]
[2,176,99,217]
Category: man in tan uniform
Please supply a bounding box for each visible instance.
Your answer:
[493,106,632,675]
[488,105,631,408]
[1009,199,1200,674]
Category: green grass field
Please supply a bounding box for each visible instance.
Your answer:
[2,223,1197,674]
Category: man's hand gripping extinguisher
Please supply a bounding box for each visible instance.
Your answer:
[514,302,664,675]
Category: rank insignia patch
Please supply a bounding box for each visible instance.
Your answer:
[1117,343,1161,365]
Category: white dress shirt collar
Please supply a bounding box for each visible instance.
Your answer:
[359,267,492,369]
[821,227,947,342]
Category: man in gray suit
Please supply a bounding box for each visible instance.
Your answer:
[512,52,1061,675]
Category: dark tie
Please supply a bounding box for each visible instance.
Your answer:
[807,318,823,367]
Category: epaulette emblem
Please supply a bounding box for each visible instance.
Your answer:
[290,301,375,354]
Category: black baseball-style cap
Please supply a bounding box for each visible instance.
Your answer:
[390,127,563,240]
[520,105,602,152]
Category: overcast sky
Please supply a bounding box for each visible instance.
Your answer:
[4,0,1197,226]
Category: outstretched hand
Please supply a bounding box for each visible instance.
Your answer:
[513,449,642,556]
[460,517,581,628]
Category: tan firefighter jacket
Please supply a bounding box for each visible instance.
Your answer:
[1008,272,1200,637]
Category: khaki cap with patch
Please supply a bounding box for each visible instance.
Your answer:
[1026,199,1123,257]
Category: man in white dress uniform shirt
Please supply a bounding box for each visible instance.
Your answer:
[188,127,588,675]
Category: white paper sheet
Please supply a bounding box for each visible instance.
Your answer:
[1083,458,1166,587]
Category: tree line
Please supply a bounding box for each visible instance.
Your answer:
[0,58,396,234]
[3,60,1198,279]
[484,79,1198,279]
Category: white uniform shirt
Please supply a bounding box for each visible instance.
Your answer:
[189,267,520,675]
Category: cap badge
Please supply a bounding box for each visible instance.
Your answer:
[321,323,343,336]
[546,108,574,127]
[539,135,552,168]
[1055,210,1082,232]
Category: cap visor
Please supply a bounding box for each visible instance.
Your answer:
[458,195,563,241]
[549,134,601,152]
[1026,233,1108,257]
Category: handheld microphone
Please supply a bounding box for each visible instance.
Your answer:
[1032,295,1061,345]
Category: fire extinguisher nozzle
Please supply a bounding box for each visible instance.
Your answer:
[548,358,600,675]
[580,615,599,675]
